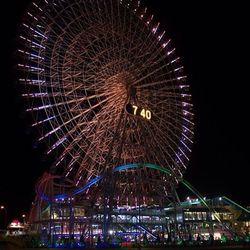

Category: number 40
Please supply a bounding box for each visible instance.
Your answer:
[140,108,151,120]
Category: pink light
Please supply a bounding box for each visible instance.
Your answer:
[167,48,176,56]
[158,31,165,41]
[32,2,43,12]
[27,12,38,21]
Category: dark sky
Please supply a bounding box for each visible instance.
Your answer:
[1,0,249,227]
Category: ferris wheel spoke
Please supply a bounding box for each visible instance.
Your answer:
[133,62,170,86]
[19,0,194,204]
[44,115,98,152]
[159,112,194,138]
[55,99,124,168]
[39,94,116,141]
[136,104,187,169]
[26,91,108,112]
[137,74,187,90]
[121,2,139,67]
[128,13,155,61]
[155,105,194,128]
[140,55,182,79]
[135,40,165,73]
[150,120,189,169]
[156,121,193,151]
[135,117,172,169]
[151,111,193,149]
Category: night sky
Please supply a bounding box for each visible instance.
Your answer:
[1,1,249,227]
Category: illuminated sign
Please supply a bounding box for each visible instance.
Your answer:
[125,103,152,120]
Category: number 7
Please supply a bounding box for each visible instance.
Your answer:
[132,105,138,115]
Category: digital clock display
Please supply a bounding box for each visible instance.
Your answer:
[125,103,152,120]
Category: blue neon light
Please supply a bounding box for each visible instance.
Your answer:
[41,163,171,201]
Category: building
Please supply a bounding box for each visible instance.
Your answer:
[27,195,250,247]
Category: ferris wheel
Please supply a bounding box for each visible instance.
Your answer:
[19,0,194,205]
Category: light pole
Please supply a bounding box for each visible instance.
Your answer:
[0,205,7,229]
[22,214,26,225]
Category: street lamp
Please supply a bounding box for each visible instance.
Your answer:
[22,214,26,225]
[0,205,7,229]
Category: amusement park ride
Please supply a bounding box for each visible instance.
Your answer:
[17,0,249,247]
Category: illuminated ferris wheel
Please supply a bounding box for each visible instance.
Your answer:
[19,0,194,205]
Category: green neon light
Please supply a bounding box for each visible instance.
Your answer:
[41,204,50,214]
[223,196,250,214]
[122,163,246,229]
[181,179,223,224]
[42,162,249,222]
[132,163,217,214]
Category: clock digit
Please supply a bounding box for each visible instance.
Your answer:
[132,105,138,115]
[146,110,151,120]
[140,108,146,118]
